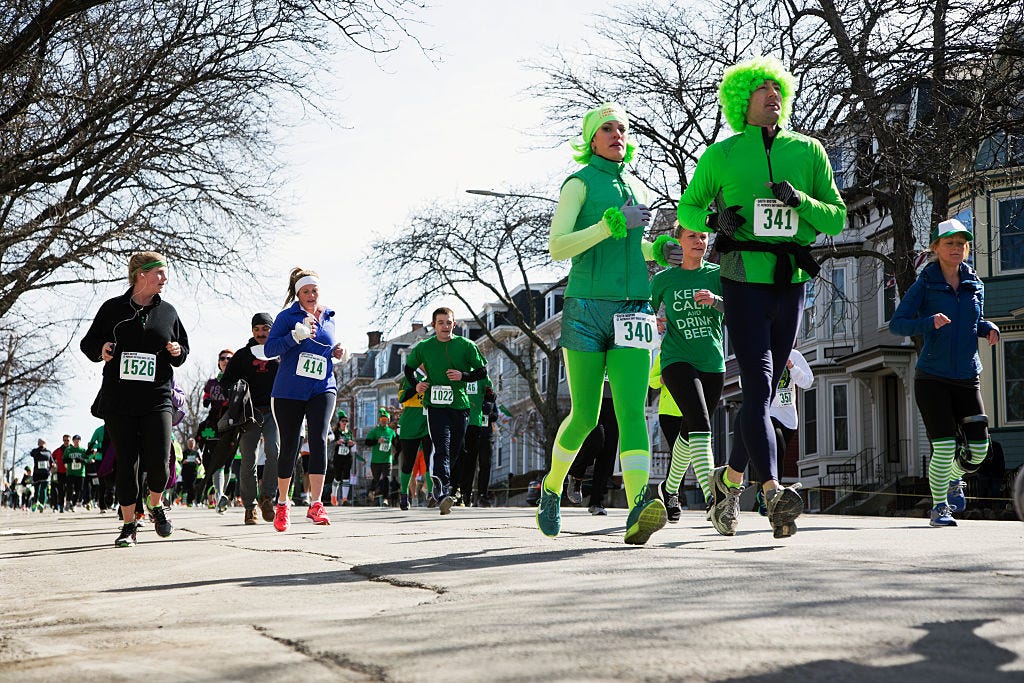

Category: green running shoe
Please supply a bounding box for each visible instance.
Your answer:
[624,486,667,545]
[535,477,561,538]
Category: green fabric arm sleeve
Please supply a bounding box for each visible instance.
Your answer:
[549,179,612,261]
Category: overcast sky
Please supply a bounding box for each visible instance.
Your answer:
[16,0,614,464]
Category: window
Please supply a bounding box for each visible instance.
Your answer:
[544,292,563,320]
[827,146,846,190]
[374,347,389,379]
[557,351,566,382]
[1005,339,1024,423]
[803,388,817,455]
[832,384,849,452]
[830,268,847,335]
[880,262,897,325]
[998,198,1024,272]
[359,399,375,430]
[802,280,817,339]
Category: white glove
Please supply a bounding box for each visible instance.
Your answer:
[291,322,311,343]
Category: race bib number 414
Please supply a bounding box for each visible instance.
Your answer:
[296,352,327,380]
[754,198,799,238]
[613,312,659,350]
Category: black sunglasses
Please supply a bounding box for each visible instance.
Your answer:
[219,356,232,361]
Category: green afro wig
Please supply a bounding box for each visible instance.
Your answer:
[718,56,796,133]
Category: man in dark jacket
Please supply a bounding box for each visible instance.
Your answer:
[220,313,281,524]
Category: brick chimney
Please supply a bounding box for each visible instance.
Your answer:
[367,330,382,347]
[411,322,424,332]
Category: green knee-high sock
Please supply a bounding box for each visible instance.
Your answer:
[665,436,691,494]
[621,450,651,509]
[425,471,433,495]
[950,440,989,480]
[400,472,411,494]
[928,439,957,506]
[689,432,713,501]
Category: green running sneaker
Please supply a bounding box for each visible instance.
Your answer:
[624,486,667,545]
[535,476,561,538]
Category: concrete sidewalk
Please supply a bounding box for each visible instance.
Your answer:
[1,504,1022,682]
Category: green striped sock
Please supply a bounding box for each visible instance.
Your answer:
[928,438,957,506]
[689,432,713,501]
[950,440,989,480]
[665,436,691,493]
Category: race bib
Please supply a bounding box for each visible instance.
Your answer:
[92,477,100,485]
[753,198,799,238]
[613,312,659,350]
[36,460,49,470]
[430,385,454,405]
[185,455,197,464]
[70,461,82,471]
[481,415,489,427]
[778,388,794,407]
[296,352,327,380]
[119,351,156,382]
[466,381,478,395]
[336,445,350,456]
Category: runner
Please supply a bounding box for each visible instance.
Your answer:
[51,435,69,512]
[179,437,201,506]
[758,347,814,515]
[331,411,357,505]
[650,226,725,528]
[677,57,846,538]
[80,250,188,547]
[219,312,281,524]
[264,268,344,531]
[29,439,52,512]
[364,408,397,506]
[403,307,487,515]
[197,349,233,511]
[454,379,497,506]
[63,435,88,512]
[889,219,999,527]
[538,102,681,544]
[395,378,433,511]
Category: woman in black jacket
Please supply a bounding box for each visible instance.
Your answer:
[81,251,189,547]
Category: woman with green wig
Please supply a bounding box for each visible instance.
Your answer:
[537,103,682,545]
[677,56,846,539]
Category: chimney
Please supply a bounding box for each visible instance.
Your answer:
[367,330,382,347]
[411,322,424,332]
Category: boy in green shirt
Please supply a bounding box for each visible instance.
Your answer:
[364,408,397,505]
[63,435,88,511]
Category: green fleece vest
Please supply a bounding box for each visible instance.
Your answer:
[563,156,651,301]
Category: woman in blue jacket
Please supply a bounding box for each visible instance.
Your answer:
[889,219,1000,527]
[264,267,344,531]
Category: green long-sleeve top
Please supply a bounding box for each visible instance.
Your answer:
[364,425,397,464]
[64,445,88,477]
[677,125,846,284]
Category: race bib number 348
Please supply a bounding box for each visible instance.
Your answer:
[120,351,156,382]
[613,312,659,350]
[754,198,799,237]
[296,352,327,380]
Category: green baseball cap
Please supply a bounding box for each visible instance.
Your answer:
[930,218,973,244]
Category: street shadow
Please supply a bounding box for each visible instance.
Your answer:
[716,619,1018,683]
[0,536,206,560]
[104,569,363,592]
[352,543,632,577]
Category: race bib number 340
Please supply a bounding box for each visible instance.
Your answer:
[120,351,156,382]
[754,198,799,237]
[613,312,659,350]
[430,385,454,406]
[296,352,327,380]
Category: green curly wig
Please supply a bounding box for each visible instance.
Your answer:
[718,56,796,133]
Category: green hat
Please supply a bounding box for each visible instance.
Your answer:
[571,103,636,164]
[378,408,389,418]
[718,56,796,132]
[336,410,348,419]
[930,218,973,244]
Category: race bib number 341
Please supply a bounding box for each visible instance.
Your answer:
[613,312,659,350]
[120,351,156,382]
[296,352,327,380]
[754,198,799,237]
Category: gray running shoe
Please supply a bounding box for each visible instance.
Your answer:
[216,495,229,514]
[766,483,803,539]
[658,480,681,524]
[709,466,742,536]
[588,505,607,516]
[566,477,583,505]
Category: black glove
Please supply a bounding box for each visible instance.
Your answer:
[705,205,745,237]
[621,198,652,230]
[769,181,801,208]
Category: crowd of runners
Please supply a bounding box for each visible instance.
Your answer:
[3,56,1021,546]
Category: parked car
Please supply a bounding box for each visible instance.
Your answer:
[525,479,542,506]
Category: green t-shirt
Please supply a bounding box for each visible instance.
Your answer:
[405,335,486,410]
[397,378,428,440]
[651,262,725,373]
[64,445,88,477]
[365,425,397,464]
[465,377,492,427]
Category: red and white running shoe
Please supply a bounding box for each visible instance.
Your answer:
[273,503,290,532]
[306,501,330,526]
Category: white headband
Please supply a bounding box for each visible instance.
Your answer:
[294,275,319,294]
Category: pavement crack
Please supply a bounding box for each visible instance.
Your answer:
[349,565,448,594]
[253,625,391,681]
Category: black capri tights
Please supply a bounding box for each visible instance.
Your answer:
[272,393,334,480]
[400,435,433,475]
[914,376,988,443]
[105,411,172,508]
[661,361,724,438]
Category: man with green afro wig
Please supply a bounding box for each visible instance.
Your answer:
[677,56,846,541]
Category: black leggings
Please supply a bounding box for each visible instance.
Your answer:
[65,477,84,506]
[568,398,618,507]
[400,435,433,475]
[721,279,804,483]
[272,393,334,480]
[661,362,724,437]
[105,411,172,507]
[915,376,988,442]
[425,407,468,495]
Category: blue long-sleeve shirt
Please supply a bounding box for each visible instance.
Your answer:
[889,261,998,380]
[264,302,338,401]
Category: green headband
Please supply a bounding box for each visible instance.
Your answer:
[132,260,166,277]
[571,102,637,165]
